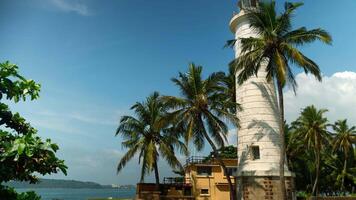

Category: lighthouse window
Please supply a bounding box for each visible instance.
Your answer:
[251,146,260,160]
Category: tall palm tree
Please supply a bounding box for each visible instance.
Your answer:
[116,92,187,189]
[226,2,332,198]
[163,63,239,200]
[221,65,238,115]
[285,122,299,170]
[292,105,330,197]
[332,119,356,191]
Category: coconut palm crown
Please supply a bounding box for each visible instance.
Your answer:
[227,1,332,88]
[332,119,356,191]
[163,63,239,200]
[116,92,187,187]
[292,105,331,197]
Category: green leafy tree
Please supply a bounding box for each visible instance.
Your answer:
[226,2,332,198]
[17,191,41,200]
[116,92,187,189]
[322,152,356,195]
[332,119,356,192]
[285,122,311,191]
[0,185,42,200]
[292,105,330,197]
[163,64,239,200]
[287,114,356,195]
[0,61,67,198]
[206,145,237,160]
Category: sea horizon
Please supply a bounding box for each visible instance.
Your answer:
[16,188,136,200]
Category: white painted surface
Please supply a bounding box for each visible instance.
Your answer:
[230,10,292,177]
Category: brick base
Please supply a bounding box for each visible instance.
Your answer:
[238,176,295,200]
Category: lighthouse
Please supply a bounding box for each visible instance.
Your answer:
[229,1,294,199]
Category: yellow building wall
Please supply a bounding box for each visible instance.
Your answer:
[185,159,237,200]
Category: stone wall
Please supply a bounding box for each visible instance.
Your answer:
[241,176,295,200]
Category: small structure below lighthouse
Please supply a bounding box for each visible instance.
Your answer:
[229,0,295,199]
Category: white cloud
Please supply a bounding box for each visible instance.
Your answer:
[49,0,90,16]
[285,71,356,125]
[229,71,356,147]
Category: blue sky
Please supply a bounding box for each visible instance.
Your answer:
[0,0,356,185]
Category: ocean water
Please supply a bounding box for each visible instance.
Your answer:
[15,188,136,200]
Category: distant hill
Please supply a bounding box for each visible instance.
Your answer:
[4,178,135,189]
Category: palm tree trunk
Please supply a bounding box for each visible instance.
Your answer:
[312,151,320,199]
[201,128,236,200]
[341,156,347,192]
[153,161,160,191]
[277,81,287,200]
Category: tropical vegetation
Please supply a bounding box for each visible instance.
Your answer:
[332,119,356,192]
[113,1,356,200]
[0,61,67,199]
[226,1,332,199]
[116,92,188,189]
[286,106,356,197]
[116,64,239,200]
[205,145,238,161]
[291,106,330,196]
[163,64,239,200]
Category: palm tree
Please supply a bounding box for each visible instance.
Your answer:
[221,65,238,115]
[292,105,330,197]
[226,2,332,198]
[285,122,299,170]
[163,63,239,200]
[116,92,187,189]
[332,119,356,192]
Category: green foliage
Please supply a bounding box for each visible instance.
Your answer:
[0,185,41,200]
[286,105,356,195]
[163,63,239,200]
[0,61,66,187]
[206,145,237,160]
[227,1,332,89]
[331,119,356,191]
[163,63,239,150]
[0,185,17,200]
[291,105,330,196]
[116,92,187,184]
[0,61,40,102]
[296,191,309,198]
[17,191,41,200]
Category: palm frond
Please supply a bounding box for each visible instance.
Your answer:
[284,27,332,45]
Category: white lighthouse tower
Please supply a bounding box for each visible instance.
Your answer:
[229,1,294,199]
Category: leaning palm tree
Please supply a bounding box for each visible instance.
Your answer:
[163,63,239,200]
[332,119,356,192]
[226,2,332,198]
[116,92,187,189]
[292,105,330,197]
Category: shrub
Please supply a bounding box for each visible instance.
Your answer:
[0,185,41,200]
[17,191,41,200]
